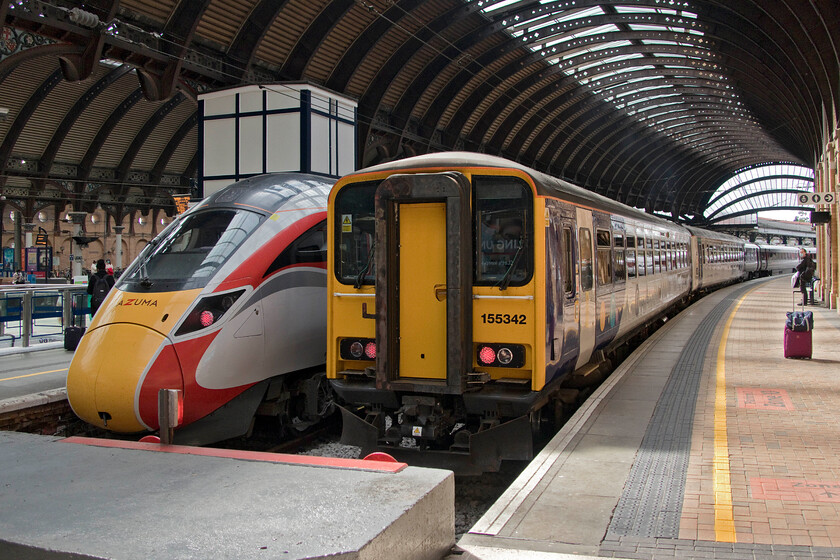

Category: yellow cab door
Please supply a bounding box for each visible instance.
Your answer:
[373,172,473,392]
[398,202,447,378]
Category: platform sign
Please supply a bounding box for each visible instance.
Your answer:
[798,192,836,205]
[173,195,191,214]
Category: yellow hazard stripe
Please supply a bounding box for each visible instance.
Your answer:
[713,286,759,542]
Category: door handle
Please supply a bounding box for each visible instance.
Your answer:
[434,284,447,302]
[361,302,376,319]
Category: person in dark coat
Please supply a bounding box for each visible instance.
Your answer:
[87,259,116,317]
[795,248,816,305]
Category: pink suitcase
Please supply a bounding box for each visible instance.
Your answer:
[784,326,812,359]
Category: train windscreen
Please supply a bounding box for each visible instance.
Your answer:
[474,176,531,287]
[122,208,263,291]
[334,181,378,286]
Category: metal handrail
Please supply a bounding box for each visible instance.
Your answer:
[0,284,89,348]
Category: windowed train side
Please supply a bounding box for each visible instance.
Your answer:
[67,173,334,445]
[327,152,794,473]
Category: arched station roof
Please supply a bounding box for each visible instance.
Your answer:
[0,0,837,225]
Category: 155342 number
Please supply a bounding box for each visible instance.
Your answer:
[480,313,526,325]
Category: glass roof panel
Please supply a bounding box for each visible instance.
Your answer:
[476,0,760,168]
[703,165,814,219]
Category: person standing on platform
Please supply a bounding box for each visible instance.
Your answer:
[795,248,816,305]
[87,259,115,317]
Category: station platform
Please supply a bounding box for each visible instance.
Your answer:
[0,432,454,559]
[459,276,840,560]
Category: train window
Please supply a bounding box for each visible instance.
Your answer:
[636,245,647,276]
[579,228,593,291]
[334,181,378,285]
[596,229,612,286]
[614,235,626,283]
[562,227,574,295]
[474,177,532,286]
[626,248,636,278]
[121,209,262,291]
[654,249,661,274]
[264,220,327,277]
[626,235,636,249]
[646,250,654,276]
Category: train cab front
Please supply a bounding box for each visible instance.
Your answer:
[66,288,200,435]
[327,166,540,473]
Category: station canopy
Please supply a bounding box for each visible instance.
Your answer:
[0,0,837,225]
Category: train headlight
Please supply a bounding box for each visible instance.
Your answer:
[175,289,245,336]
[476,343,526,368]
[497,347,513,365]
[340,338,376,361]
[349,341,365,358]
[199,310,215,327]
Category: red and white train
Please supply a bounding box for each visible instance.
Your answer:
[67,173,333,445]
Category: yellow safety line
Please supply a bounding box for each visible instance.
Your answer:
[713,287,758,542]
[0,368,68,382]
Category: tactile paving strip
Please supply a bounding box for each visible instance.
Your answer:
[607,287,747,539]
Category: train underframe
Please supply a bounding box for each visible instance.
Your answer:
[172,367,334,446]
[331,355,622,474]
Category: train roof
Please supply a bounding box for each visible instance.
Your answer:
[200,173,334,215]
[353,152,688,234]
[682,225,745,244]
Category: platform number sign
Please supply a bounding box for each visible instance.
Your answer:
[799,192,836,205]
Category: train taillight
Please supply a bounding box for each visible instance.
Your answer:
[476,343,525,368]
[340,338,376,361]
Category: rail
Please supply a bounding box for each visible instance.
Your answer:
[0,284,89,348]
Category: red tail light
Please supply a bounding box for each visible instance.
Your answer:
[478,346,496,365]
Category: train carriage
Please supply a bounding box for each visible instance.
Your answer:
[327,152,696,472]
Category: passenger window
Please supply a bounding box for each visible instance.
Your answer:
[653,240,661,274]
[637,238,646,277]
[579,228,593,291]
[563,227,574,295]
[613,233,625,282]
[596,229,612,286]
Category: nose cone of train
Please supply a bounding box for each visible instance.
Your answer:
[67,323,183,433]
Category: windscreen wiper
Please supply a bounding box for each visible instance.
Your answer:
[497,237,525,291]
[354,241,376,289]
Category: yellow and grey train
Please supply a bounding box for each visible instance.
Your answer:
[326,152,801,472]
[67,173,334,445]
